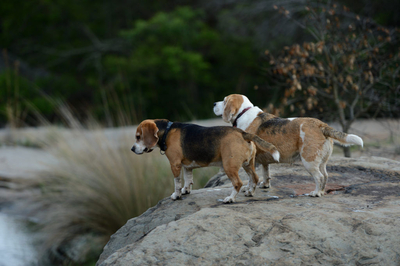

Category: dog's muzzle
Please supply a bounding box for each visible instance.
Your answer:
[213,101,223,116]
[131,146,152,154]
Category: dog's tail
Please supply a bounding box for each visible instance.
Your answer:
[320,125,363,147]
[242,132,280,162]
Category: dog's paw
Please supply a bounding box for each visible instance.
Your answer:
[181,187,191,195]
[309,190,324,197]
[240,185,250,193]
[244,189,255,197]
[171,192,182,200]
[223,196,235,203]
[259,181,270,189]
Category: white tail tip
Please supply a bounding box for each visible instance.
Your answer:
[272,150,280,162]
[346,134,364,147]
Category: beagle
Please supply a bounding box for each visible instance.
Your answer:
[131,119,279,203]
[213,94,363,197]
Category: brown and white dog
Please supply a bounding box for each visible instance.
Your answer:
[213,94,363,197]
[131,119,279,203]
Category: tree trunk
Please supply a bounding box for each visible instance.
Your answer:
[341,122,352,158]
[342,120,353,158]
[343,146,351,158]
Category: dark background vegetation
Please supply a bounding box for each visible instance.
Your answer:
[1,0,399,127]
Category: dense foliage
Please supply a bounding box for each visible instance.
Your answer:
[0,2,261,126]
[0,0,399,127]
[264,3,400,124]
[101,7,260,123]
[262,2,400,157]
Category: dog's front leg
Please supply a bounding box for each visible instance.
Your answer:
[171,176,183,200]
[181,168,193,195]
[170,163,183,200]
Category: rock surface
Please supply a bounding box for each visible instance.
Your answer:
[97,156,400,266]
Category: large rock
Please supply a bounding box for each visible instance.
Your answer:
[97,156,400,266]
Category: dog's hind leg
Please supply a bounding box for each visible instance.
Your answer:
[223,166,243,203]
[181,168,194,195]
[242,144,259,197]
[259,164,271,188]
[300,124,328,197]
[319,161,328,193]
[319,139,333,192]
[243,164,258,197]
[301,157,325,197]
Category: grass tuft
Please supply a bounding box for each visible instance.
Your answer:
[12,102,218,265]
[21,107,174,264]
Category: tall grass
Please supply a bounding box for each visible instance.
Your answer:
[21,107,174,264]
[2,50,27,128]
[18,105,218,265]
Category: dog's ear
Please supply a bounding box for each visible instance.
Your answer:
[141,121,159,148]
[223,96,237,123]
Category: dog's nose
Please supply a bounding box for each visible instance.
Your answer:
[214,102,217,107]
[131,146,135,152]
